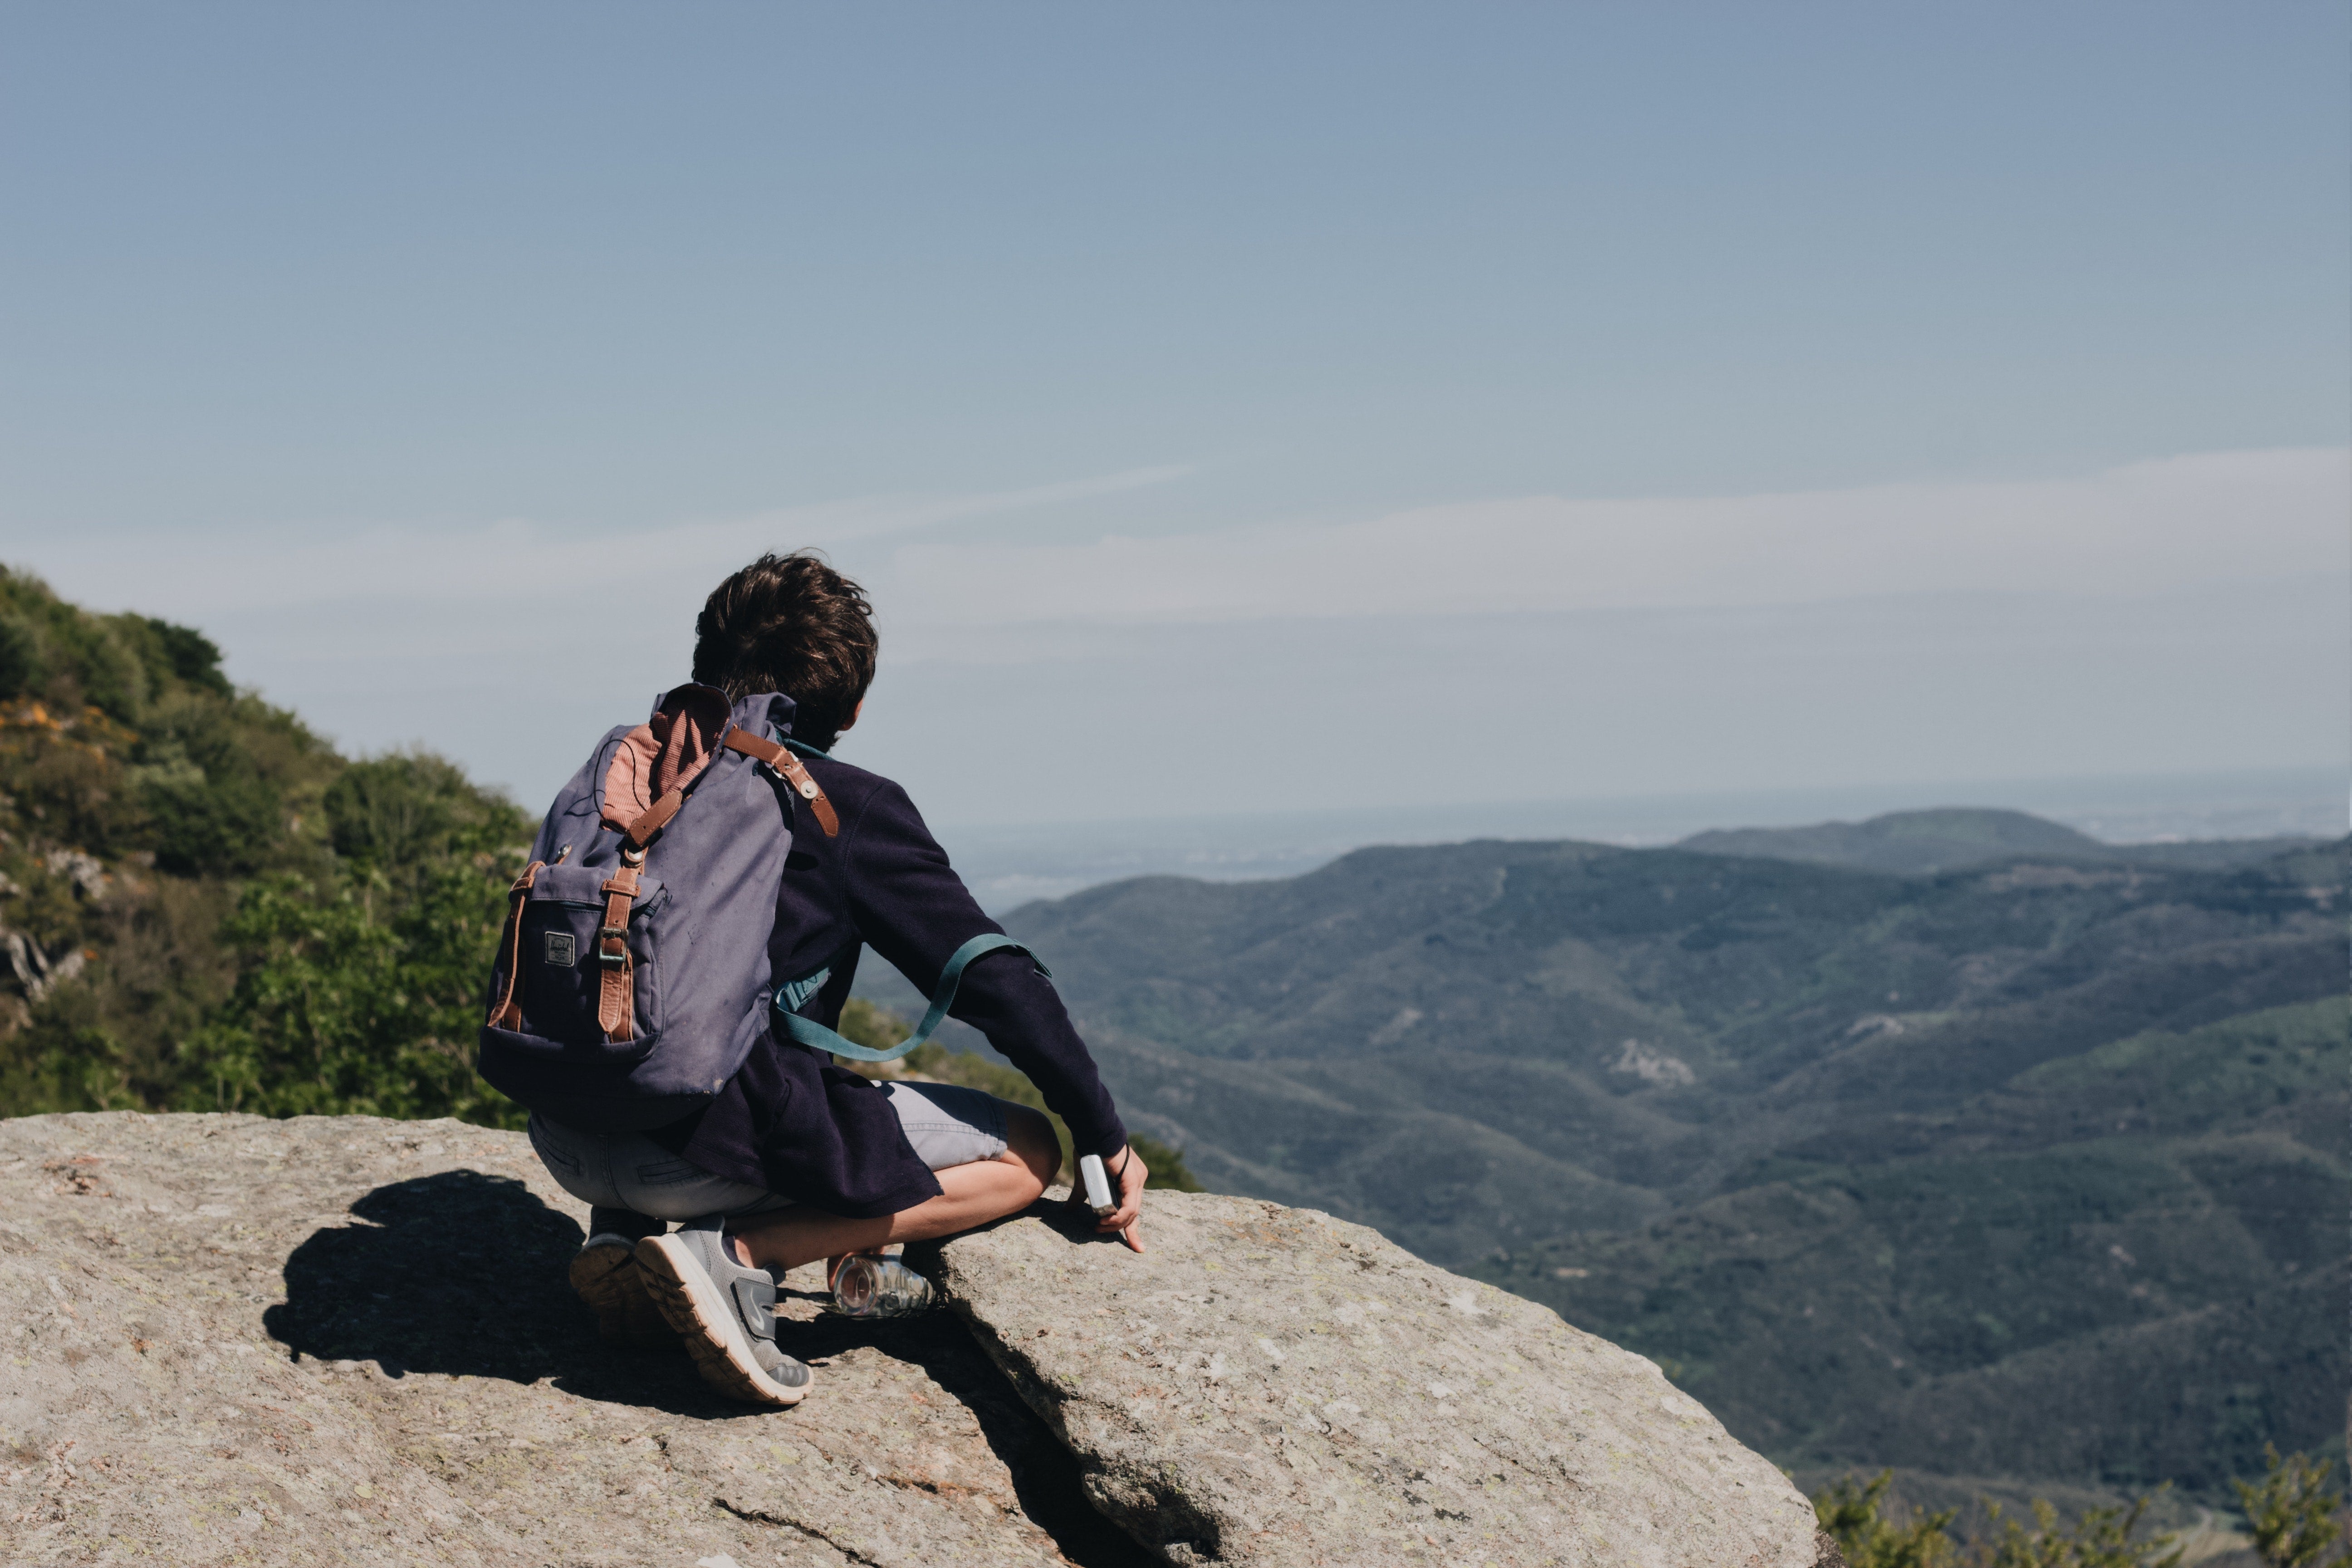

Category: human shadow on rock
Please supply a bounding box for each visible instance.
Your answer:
[268,1173,1156,1563]
[264,1169,733,1416]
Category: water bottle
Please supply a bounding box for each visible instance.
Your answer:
[828,1254,935,1318]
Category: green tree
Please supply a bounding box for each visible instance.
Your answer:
[323,751,510,874]
[167,756,528,1126]
[173,848,525,1127]
[1965,1495,2180,1568]
[1815,1471,1960,1568]
[2234,1447,2347,1568]
[1813,1475,2186,1568]
[0,614,44,698]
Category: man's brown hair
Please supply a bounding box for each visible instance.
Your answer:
[692,551,878,750]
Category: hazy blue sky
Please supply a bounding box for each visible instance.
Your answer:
[4,3,2346,824]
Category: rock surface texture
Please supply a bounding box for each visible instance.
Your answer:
[924,1195,1828,1567]
[2,1113,1839,1566]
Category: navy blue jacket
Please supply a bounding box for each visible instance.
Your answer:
[647,750,1127,1218]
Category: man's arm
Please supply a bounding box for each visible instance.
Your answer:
[838,779,1130,1167]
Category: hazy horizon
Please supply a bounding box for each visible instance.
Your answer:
[927,761,2343,911]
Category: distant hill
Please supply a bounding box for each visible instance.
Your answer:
[1678,805,2323,875]
[0,567,526,1125]
[860,827,2350,1506]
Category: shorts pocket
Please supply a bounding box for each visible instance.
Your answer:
[634,1157,714,1188]
[528,1119,585,1180]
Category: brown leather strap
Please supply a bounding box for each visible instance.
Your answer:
[486,861,543,1031]
[721,730,839,838]
[720,729,783,765]
[597,860,643,1042]
[622,786,687,851]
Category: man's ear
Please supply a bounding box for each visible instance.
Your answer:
[839,699,863,734]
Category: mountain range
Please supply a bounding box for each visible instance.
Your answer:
[865,807,2347,1504]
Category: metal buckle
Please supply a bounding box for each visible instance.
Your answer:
[598,949,629,970]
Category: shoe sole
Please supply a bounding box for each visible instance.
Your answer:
[569,1240,673,1347]
[634,1234,811,1408]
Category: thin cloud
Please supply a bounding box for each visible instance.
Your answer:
[20,464,1195,619]
[879,448,2349,628]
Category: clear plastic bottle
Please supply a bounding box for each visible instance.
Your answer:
[829,1253,936,1318]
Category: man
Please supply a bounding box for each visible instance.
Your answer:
[523,551,1145,1406]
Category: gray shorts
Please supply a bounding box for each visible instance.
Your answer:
[527,1080,1013,1223]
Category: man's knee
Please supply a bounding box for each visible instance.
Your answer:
[1002,1105,1059,1190]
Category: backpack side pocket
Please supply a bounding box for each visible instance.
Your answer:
[510,864,667,1059]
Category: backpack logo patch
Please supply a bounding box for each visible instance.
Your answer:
[543,931,578,967]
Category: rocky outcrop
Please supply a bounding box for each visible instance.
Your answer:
[0,851,102,1005]
[0,1113,1839,1566]
[0,1113,1144,1567]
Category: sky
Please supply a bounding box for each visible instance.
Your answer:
[3,2,2346,829]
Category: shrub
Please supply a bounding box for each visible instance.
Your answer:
[1815,1471,1959,1568]
[1813,1471,2185,1568]
[2235,1446,2348,1568]
[173,850,524,1127]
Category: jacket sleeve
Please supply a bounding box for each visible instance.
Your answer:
[838,779,1129,1161]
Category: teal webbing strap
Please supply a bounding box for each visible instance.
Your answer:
[775,932,1049,1063]
[775,962,833,1015]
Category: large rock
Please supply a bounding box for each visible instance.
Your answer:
[923,1192,1835,1567]
[0,1112,1147,1567]
[0,1112,1835,1568]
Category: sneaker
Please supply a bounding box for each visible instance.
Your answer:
[570,1234,674,1347]
[828,1253,939,1319]
[635,1218,813,1407]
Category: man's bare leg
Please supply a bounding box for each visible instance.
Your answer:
[723,1104,1060,1276]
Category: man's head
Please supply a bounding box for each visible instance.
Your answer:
[692,551,877,750]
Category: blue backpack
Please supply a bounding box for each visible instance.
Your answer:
[477,683,1029,1131]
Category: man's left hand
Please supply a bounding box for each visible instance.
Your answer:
[1097,1144,1147,1253]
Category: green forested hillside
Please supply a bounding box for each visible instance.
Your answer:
[943,830,2347,1505]
[1486,999,2343,1496]
[0,568,526,1124]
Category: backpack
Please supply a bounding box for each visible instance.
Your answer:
[476,683,829,1130]
[477,682,1036,1131]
